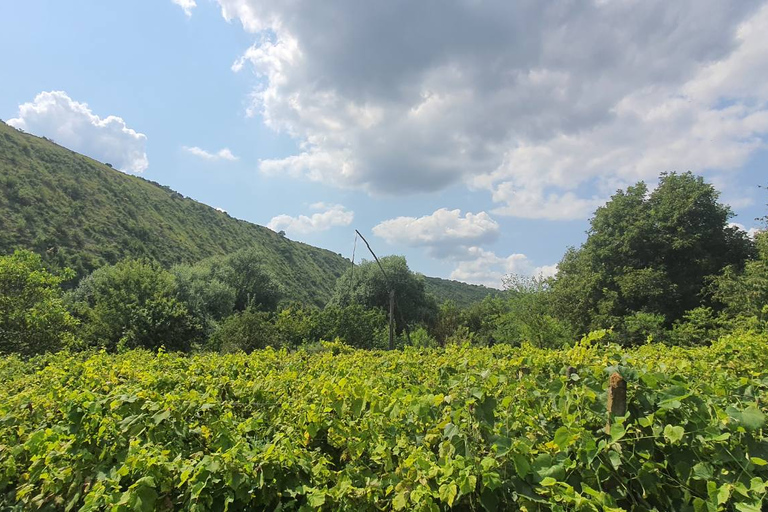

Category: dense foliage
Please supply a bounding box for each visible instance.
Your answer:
[2,334,768,510]
[66,260,199,352]
[0,250,78,356]
[330,256,438,332]
[552,173,754,337]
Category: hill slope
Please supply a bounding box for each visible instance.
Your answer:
[0,121,495,307]
[0,121,350,305]
[424,277,497,307]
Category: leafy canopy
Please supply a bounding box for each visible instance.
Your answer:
[329,255,437,331]
[68,259,198,352]
[0,250,77,356]
[553,172,754,337]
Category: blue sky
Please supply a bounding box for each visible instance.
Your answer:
[2,1,766,287]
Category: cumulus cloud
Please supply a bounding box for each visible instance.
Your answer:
[172,0,196,17]
[450,247,557,289]
[220,0,768,220]
[183,146,239,161]
[8,91,148,173]
[373,208,499,258]
[267,203,354,235]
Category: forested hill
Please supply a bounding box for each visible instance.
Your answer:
[0,121,493,307]
[423,277,497,307]
[0,121,349,305]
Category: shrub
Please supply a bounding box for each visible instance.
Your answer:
[0,250,78,356]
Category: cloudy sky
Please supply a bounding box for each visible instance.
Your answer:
[2,1,766,287]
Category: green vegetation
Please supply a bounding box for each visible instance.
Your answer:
[330,256,438,332]
[2,334,768,510]
[423,277,497,309]
[0,250,78,356]
[67,259,199,353]
[2,120,768,509]
[552,173,754,338]
[0,121,347,306]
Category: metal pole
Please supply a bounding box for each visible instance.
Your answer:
[356,229,399,350]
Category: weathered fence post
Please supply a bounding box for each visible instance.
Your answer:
[566,366,577,385]
[605,372,627,433]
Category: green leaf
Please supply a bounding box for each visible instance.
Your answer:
[438,483,457,506]
[152,409,170,425]
[307,490,326,508]
[444,423,460,439]
[663,424,685,444]
[480,488,499,512]
[392,491,409,510]
[739,406,766,430]
[608,450,622,470]
[540,477,557,486]
[735,503,762,512]
[554,427,571,449]
[692,462,713,480]
[513,453,531,479]
[609,423,625,443]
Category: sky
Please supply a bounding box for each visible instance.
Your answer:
[1,1,766,288]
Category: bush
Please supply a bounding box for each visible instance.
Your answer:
[0,250,78,356]
[210,307,279,353]
[316,304,388,350]
[68,259,198,352]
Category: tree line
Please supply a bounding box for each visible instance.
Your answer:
[1,172,765,356]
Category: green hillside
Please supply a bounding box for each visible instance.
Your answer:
[424,276,497,307]
[0,121,350,306]
[0,121,494,307]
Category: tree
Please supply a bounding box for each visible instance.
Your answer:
[210,307,278,353]
[328,256,437,331]
[496,273,574,347]
[69,259,198,351]
[172,263,237,337]
[709,229,768,332]
[552,172,754,338]
[0,250,78,356]
[192,248,281,312]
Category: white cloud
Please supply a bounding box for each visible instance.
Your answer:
[219,0,768,219]
[729,222,762,239]
[267,203,354,235]
[172,0,196,17]
[373,208,499,258]
[8,91,148,173]
[449,247,557,289]
[182,146,239,161]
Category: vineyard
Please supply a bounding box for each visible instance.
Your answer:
[2,333,768,511]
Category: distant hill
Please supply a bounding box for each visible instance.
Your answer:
[0,121,495,307]
[424,277,498,308]
[0,121,350,306]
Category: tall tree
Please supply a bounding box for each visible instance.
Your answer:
[553,172,754,336]
[329,256,437,331]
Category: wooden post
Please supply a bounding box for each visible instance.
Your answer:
[388,289,395,350]
[606,372,627,433]
[566,366,577,385]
